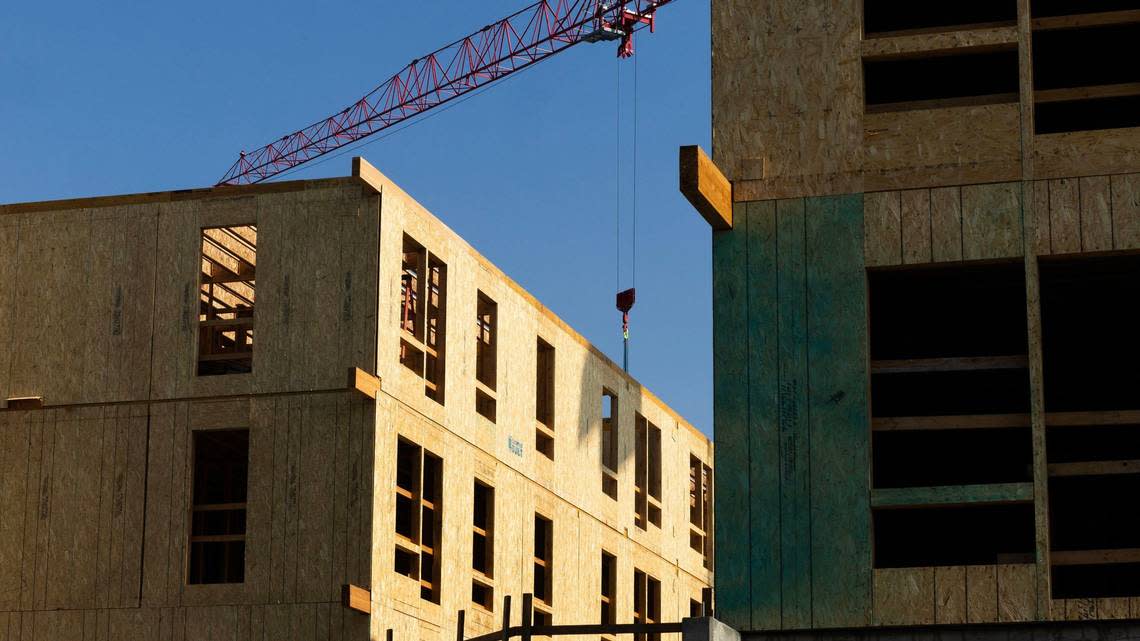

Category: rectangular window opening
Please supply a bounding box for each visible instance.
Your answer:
[633,570,661,641]
[864,48,1020,113]
[635,415,662,529]
[689,455,713,567]
[600,552,617,626]
[874,504,1036,567]
[864,0,1018,37]
[536,338,556,460]
[198,225,256,376]
[472,478,495,610]
[399,234,447,404]
[601,390,619,499]
[393,437,443,603]
[188,429,249,584]
[475,292,498,422]
[533,514,554,606]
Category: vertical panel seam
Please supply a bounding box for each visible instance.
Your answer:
[802,198,814,628]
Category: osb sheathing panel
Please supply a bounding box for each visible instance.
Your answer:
[714,2,1140,200]
[0,182,377,407]
[0,604,369,641]
[367,174,713,639]
[870,565,1036,627]
[713,0,863,200]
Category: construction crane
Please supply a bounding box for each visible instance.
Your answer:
[216,0,674,187]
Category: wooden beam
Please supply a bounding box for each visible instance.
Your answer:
[342,584,371,614]
[1046,410,1140,427]
[1035,82,1140,104]
[679,145,733,231]
[1048,460,1140,477]
[1051,548,1140,566]
[349,367,381,400]
[872,413,1030,431]
[871,483,1034,509]
[871,355,1028,374]
[5,397,43,411]
[1032,10,1140,31]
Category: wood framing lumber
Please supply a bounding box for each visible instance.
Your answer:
[1047,460,1140,477]
[1051,549,1140,566]
[873,414,1031,431]
[871,355,1028,374]
[871,483,1033,508]
[348,368,381,400]
[5,397,43,410]
[342,584,371,614]
[680,145,733,231]
[1046,410,1140,427]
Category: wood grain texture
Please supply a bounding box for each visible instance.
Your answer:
[901,190,932,264]
[934,566,967,624]
[745,200,782,630]
[1111,173,1140,250]
[966,565,998,623]
[1049,178,1081,254]
[1029,180,1051,256]
[805,195,871,628]
[1079,176,1113,252]
[930,187,963,262]
[962,182,1023,260]
[864,191,901,267]
[873,568,934,626]
[997,564,1035,622]
[712,203,753,630]
[776,199,811,629]
[680,145,734,231]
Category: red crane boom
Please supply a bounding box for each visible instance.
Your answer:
[217,0,673,186]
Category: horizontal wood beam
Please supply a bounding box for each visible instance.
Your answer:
[5,396,44,411]
[871,482,1033,509]
[1032,9,1140,31]
[342,584,371,614]
[871,354,1027,374]
[1035,82,1140,104]
[1048,460,1140,477]
[1046,410,1140,427]
[1051,548,1140,566]
[679,145,732,231]
[873,413,1030,431]
[349,367,381,400]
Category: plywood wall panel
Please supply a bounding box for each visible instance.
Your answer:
[0,412,30,610]
[1029,181,1051,256]
[962,183,1023,260]
[1079,176,1113,252]
[901,190,932,264]
[934,566,967,624]
[873,568,934,626]
[864,191,901,267]
[1111,173,1140,250]
[0,218,20,406]
[997,564,1035,622]
[930,187,963,262]
[1032,128,1140,182]
[966,565,998,623]
[1048,179,1081,254]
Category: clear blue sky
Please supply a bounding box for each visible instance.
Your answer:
[0,1,714,434]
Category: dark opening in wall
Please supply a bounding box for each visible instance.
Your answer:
[1032,0,1140,18]
[874,428,1032,488]
[1053,564,1140,599]
[872,370,1031,416]
[1036,95,1140,134]
[1048,424,1140,464]
[1033,24,1140,90]
[874,504,1036,567]
[1050,475,1140,551]
[864,48,1020,112]
[1040,254,1140,412]
[864,0,1017,37]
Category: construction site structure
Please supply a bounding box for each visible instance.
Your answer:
[0,157,713,640]
[680,0,1140,638]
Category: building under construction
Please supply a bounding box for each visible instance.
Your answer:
[0,158,713,640]
[680,0,1140,637]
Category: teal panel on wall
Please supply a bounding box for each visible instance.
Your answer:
[804,194,871,628]
[746,201,782,630]
[713,203,753,630]
[775,199,812,628]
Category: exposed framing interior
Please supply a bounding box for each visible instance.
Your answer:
[198,225,256,376]
[601,389,619,500]
[688,455,713,567]
[475,291,497,423]
[472,480,495,610]
[400,234,447,404]
[1040,253,1140,598]
[600,551,617,629]
[1031,2,1140,134]
[863,47,1021,113]
[862,0,1018,38]
[394,438,443,603]
[535,338,556,460]
[634,415,662,530]
[188,429,250,584]
[868,262,1034,567]
[633,569,661,641]
[533,513,554,620]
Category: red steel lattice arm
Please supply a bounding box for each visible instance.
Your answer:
[217,0,673,186]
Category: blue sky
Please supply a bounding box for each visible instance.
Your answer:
[0,1,714,434]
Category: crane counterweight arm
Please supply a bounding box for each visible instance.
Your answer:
[217,0,673,186]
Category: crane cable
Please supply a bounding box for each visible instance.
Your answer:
[615,52,640,292]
